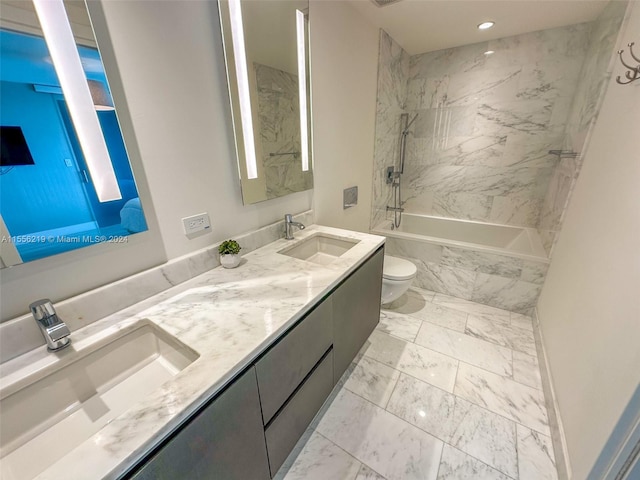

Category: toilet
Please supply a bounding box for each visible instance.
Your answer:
[381,255,417,305]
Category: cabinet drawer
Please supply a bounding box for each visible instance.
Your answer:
[264,349,334,476]
[255,297,332,424]
[127,368,270,480]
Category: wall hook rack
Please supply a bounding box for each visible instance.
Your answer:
[616,42,640,85]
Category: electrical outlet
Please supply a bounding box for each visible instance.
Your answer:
[182,213,211,235]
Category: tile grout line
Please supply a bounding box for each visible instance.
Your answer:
[420,314,520,357]
[454,360,552,437]
[381,393,518,480]
[465,316,537,354]
[381,298,549,415]
[312,431,376,480]
[361,359,549,457]
[414,318,514,378]
[382,370,402,410]
[366,329,462,375]
[368,324,548,428]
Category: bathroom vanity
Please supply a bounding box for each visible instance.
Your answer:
[0,226,384,480]
[128,243,383,479]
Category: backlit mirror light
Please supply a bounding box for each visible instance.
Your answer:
[33,0,121,202]
[229,0,258,179]
[296,9,309,172]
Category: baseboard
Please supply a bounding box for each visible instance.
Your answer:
[532,307,572,480]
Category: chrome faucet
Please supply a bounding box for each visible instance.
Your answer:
[29,299,71,351]
[284,214,305,240]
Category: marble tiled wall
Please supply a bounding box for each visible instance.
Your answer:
[254,63,313,200]
[401,24,591,229]
[385,237,549,313]
[537,1,627,254]
[370,31,409,228]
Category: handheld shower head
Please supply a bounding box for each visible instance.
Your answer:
[400,113,419,136]
[404,113,419,133]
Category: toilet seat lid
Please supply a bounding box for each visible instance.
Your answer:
[383,256,417,281]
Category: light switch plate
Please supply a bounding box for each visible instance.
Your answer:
[182,213,211,235]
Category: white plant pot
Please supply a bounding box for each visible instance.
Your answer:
[220,254,241,269]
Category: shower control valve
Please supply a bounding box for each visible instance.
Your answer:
[386,166,398,184]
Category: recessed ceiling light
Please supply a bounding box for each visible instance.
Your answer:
[478,21,495,30]
[484,50,495,56]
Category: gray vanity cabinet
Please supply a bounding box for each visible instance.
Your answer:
[332,247,384,381]
[128,368,270,480]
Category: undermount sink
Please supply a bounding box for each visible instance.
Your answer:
[278,233,360,265]
[0,321,199,480]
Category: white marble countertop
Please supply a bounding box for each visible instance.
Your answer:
[1,225,385,480]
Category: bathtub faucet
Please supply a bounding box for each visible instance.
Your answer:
[30,299,71,351]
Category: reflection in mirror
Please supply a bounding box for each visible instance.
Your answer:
[0,0,148,268]
[219,0,313,205]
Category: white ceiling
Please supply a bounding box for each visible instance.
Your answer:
[348,0,612,55]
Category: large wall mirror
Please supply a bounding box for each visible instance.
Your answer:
[0,0,148,268]
[219,0,313,205]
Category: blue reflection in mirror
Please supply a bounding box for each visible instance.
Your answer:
[0,28,147,265]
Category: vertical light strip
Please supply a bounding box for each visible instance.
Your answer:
[229,0,257,179]
[296,9,309,172]
[33,0,121,202]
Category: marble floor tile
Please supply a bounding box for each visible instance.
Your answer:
[394,299,469,332]
[465,314,537,355]
[377,310,423,342]
[387,374,518,478]
[316,389,444,480]
[343,355,401,408]
[415,322,513,377]
[279,432,362,480]
[383,287,437,315]
[517,424,558,480]
[362,330,459,392]
[511,312,534,331]
[513,350,543,390]
[454,362,550,435]
[432,293,512,324]
[437,444,513,480]
[356,464,387,480]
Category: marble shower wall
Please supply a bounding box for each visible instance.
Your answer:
[370,31,409,228]
[401,24,592,229]
[254,63,313,200]
[537,1,628,254]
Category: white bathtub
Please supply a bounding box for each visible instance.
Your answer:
[373,214,548,262]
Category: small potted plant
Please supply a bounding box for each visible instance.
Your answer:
[218,239,242,268]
